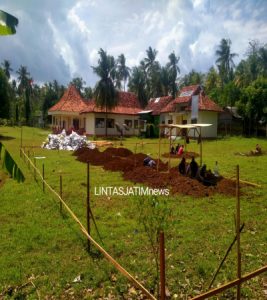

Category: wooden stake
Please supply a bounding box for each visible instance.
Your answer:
[236,165,241,299]
[60,175,63,213]
[160,231,166,300]
[87,162,91,252]
[42,163,45,192]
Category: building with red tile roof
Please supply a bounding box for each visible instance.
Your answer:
[48,85,142,136]
[158,85,223,137]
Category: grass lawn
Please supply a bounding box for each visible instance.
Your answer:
[0,126,266,299]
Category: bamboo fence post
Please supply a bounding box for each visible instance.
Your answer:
[60,175,63,213]
[87,162,91,252]
[236,165,241,299]
[42,163,45,192]
[160,231,166,300]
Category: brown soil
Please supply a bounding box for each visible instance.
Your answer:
[162,151,199,159]
[74,147,244,197]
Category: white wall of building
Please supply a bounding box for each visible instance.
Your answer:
[84,113,95,135]
[88,113,140,136]
[197,111,218,137]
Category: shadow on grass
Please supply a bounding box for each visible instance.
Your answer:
[0,135,15,141]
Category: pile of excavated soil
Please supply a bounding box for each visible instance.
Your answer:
[103,147,133,157]
[74,147,244,197]
[74,148,113,165]
[162,151,199,159]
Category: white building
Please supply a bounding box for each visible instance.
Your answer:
[48,85,142,136]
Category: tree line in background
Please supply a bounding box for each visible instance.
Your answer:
[0,38,266,135]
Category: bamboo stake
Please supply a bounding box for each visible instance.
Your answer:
[160,231,166,300]
[236,165,241,299]
[87,162,91,252]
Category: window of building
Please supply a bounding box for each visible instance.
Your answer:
[95,118,105,128]
[168,119,173,124]
[107,118,115,128]
[134,120,139,129]
[124,119,132,128]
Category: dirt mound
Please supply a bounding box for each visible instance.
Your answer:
[74,147,113,165]
[103,147,133,157]
[104,157,135,172]
[162,151,199,159]
[74,147,243,197]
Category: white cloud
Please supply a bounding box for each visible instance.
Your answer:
[0,0,267,87]
[48,17,77,76]
[68,5,91,36]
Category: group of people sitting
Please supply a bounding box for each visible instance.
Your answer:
[178,156,219,186]
[170,144,184,156]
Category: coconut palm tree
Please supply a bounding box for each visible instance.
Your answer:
[128,66,147,108]
[144,47,162,97]
[160,66,171,96]
[167,52,180,98]
[116,54,131,91]
[16,66,32,124]
[216,38,238,85]
[92,48,118,136]
[1,60,13,79]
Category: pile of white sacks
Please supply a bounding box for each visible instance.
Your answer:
[42,129,96,151]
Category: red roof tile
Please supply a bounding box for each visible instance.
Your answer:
[49,85,88,113]
[144,96,173,115]
[80,91,141,115]
[160,86,222,113]
[187,92,223,112]
[49,86,141,115]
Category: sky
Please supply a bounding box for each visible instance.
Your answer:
[0,0,267,87]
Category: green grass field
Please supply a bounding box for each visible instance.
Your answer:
[0,126,266,299]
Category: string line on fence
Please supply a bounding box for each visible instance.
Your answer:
[20,148,156,300]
